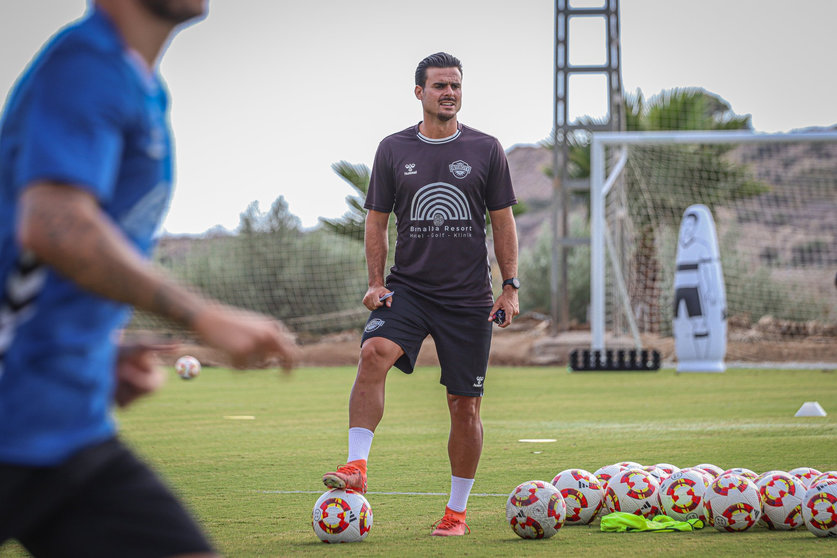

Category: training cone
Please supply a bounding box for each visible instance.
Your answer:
[794,401,827,417]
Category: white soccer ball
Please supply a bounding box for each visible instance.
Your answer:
[757,471,806,530]
[551,468,604,525]
[659,469,710,522]
[593,463,629,516]
[802,480,837,537]
[175,355,201,380]
[788,467,823,488]
[693,463,725,479]
[722,467,759,482]
[604,468,661,519]
[703,473,762,532]
[809,471,837,488]
[593,463,628,488]
[654,463,681,483]
[312,488,373,543]
[506,480,566,539]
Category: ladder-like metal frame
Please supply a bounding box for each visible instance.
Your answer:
[551,0,623,333]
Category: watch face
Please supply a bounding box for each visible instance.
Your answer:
[505,278,520,289]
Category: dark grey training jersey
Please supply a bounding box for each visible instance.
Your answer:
[364,122,517,306]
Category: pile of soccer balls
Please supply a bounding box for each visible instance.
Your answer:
[506,462,837,539]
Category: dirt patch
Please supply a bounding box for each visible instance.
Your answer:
[142,313,836,369]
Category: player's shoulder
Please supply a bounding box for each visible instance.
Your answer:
[379,124,421,145]
[459,123,503,147]
[36,10,128,82]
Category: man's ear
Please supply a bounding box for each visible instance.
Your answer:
[414,85,423,100]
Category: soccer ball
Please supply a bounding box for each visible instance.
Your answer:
[312,489,372,543]
[593,463,629,516]
[551,469,604,525]
[722,467,759,482]
[810,471,837,488]
[757,472,806,530]
[654,463,681,483]
[788,467,823,488]
[506,480,566,539]
[175,355,201,379]
[642,465,666,486]
[659,469,710,522]
[593,463,628,488]
[694,463,725,479]
[703,474,762,532]
[802,480,837,537]
[604,468,661,519]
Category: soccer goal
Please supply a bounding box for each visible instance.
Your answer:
[589,130,837,360]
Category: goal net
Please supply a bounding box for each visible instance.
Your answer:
[590,130,837,361]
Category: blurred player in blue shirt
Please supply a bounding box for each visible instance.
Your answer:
[0,1,298,556]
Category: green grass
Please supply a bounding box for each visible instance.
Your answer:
[4,365,836,557]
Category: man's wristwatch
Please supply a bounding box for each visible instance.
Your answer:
[502,277,520,289]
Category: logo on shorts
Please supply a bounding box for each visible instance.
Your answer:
[473,376,484,388]
[449,160,471,179]
[365,318,385,333]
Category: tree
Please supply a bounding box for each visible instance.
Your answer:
[319,161,370,238]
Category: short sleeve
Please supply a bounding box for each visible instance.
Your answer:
[15,46,130,203]
[364,141,396,213]
[485,138,517,210]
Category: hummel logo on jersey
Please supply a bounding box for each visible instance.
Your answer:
[404,163,417,175]
[365,318,385,333]
[473,376,484,388]
[449,160,471,179]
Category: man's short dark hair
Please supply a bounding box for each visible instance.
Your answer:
[415,52,463,87]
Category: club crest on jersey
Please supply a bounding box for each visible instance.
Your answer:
[365,318,385,332]
[448,160,471,179]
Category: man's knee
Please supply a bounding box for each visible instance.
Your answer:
[358,338,401,374]
[447,394,481,420]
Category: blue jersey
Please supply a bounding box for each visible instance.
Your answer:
[0,8,173,465]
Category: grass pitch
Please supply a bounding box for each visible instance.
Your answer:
[4,364,836,557]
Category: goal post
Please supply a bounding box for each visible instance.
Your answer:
[590,130,837,352]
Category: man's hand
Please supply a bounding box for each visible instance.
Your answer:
[363,286,393,311]
[489,289,519,328]
[114,342,170,408]
[193,304,300,372]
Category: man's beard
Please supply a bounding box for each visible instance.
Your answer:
[140,0,205,24]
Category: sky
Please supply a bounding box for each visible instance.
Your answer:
[1,0,836,235]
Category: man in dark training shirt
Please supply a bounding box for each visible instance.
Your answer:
[322,52,520,536]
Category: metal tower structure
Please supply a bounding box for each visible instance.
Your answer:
[551,0,623,334]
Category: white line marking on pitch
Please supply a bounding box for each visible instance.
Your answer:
[260,490,507,497]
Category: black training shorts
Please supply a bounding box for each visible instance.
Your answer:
[361,287,493,396]
[0,437,214,558]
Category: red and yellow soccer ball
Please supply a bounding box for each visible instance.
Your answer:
[506,480,566,539]
[788,467,822,488]
[703,473,762,532]
[551,468,604,525]
[802,479,837,537]
[659,468,710,522]
[175,355,201,380]
[312,488,373,543]
[604,468,661,519]
[757,471,806,530]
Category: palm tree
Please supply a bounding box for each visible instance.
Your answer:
[319,161,370,239]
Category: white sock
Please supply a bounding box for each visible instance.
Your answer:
[347,427,374,463]
[446,475,475,513]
